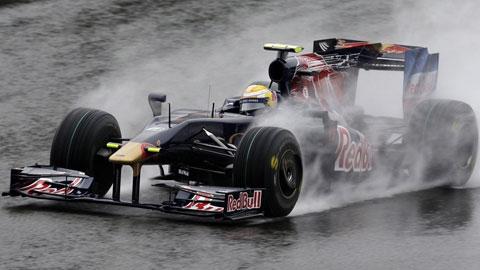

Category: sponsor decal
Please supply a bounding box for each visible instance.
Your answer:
[270,155,279,170]
[317,41,330,52]
[178,168,189,177]
[183,195,223,212]
[334,126,373,172]
[239,97,267,104]
[20,178,83,195]
[226,191,262,212]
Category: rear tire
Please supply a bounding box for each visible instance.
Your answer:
[406,99,478,187]
[233,127,302,217]
[50,108,121,196]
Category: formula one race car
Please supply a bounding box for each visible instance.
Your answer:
[3,38,478,220]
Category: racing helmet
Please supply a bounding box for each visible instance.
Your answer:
[239,84,277,113]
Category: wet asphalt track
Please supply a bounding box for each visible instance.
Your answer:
[1,0,480,269]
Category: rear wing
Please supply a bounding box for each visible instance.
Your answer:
[313,38,439,118]
[313,38,424,71]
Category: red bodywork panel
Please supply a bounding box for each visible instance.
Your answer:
[289,53,358,114]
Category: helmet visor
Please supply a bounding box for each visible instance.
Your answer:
[240,97,268,112]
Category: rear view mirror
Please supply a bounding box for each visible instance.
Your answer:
[220,96,241,114]
[148,93,167,116]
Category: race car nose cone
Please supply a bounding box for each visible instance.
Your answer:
[109,142,145,165]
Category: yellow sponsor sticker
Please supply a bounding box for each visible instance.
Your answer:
[270,155,279,170]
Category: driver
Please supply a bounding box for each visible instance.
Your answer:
[239,84,278,115]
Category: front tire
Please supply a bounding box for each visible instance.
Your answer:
[406,99,478,187]
[50,108,121,196]
[233,127,303,217]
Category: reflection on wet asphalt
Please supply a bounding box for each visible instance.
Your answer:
[1,0,480,269]
[1,188,479,269]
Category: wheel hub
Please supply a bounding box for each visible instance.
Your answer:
[278,150,299,197]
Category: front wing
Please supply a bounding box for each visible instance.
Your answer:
[3,165,264,221]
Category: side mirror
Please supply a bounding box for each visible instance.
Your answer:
[220,96,241,114]
[148,93,167,116]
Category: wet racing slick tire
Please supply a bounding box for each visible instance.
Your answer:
[233,126,303,217]
[50,108,121,196]
[406,99,478,187]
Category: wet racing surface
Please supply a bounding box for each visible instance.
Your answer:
[1,0,480,269]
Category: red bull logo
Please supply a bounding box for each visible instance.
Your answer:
[226,191,262,212]
[19,178,82,195]
[335,126,373,172]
